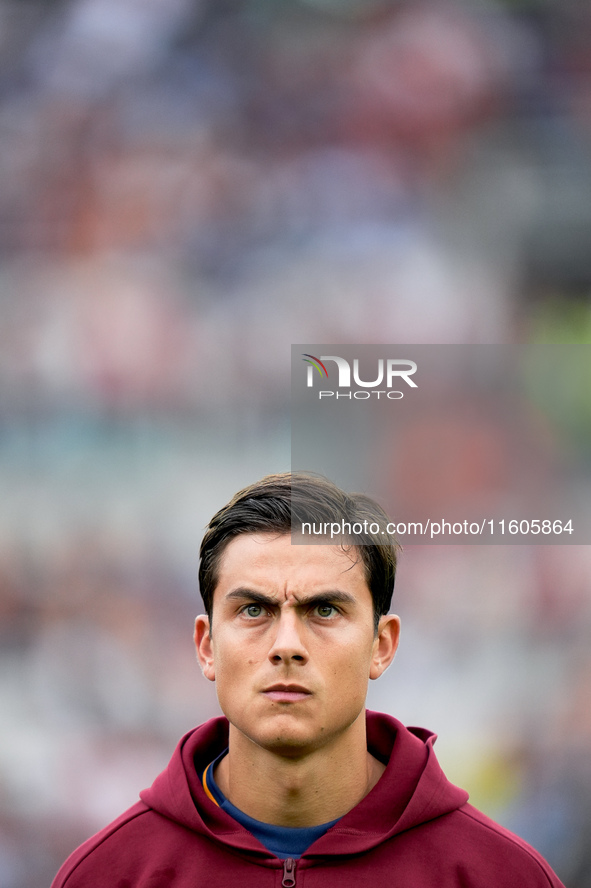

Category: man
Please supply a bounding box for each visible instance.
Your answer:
[52,472,565,887]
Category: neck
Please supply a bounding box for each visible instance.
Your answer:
[215,711,385,827]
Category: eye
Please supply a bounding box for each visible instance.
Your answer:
[243,604,264,618]
[315,604,337,618]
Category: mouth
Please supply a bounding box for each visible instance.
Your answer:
[262,684,312,703]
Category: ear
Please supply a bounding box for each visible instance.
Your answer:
[369,614,400,680]
[194,615,216,682]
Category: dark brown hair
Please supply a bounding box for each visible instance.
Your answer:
[198,472,399,632]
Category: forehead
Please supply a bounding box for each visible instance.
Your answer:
[213,533,371,605]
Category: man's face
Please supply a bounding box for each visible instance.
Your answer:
[195,533,399,758]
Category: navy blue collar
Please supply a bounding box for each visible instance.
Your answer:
[202,748,341,859]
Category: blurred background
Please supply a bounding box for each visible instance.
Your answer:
[0,0,590,884]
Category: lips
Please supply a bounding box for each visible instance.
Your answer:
[262,684,312,703]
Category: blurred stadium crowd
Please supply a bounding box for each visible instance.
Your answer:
[1,0,591,885]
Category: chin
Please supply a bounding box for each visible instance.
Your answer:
[257,734,320,759]
[245,717,323,758]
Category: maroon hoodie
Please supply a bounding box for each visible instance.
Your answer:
[52,711,565,887]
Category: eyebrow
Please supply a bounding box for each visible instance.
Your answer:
[224,588,357,608]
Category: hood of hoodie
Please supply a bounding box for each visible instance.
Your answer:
[140,710,469,859]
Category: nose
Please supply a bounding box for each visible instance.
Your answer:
[268,610,308,665]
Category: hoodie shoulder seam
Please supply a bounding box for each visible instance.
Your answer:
[457,807,558,885]
[58,804,150,886]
